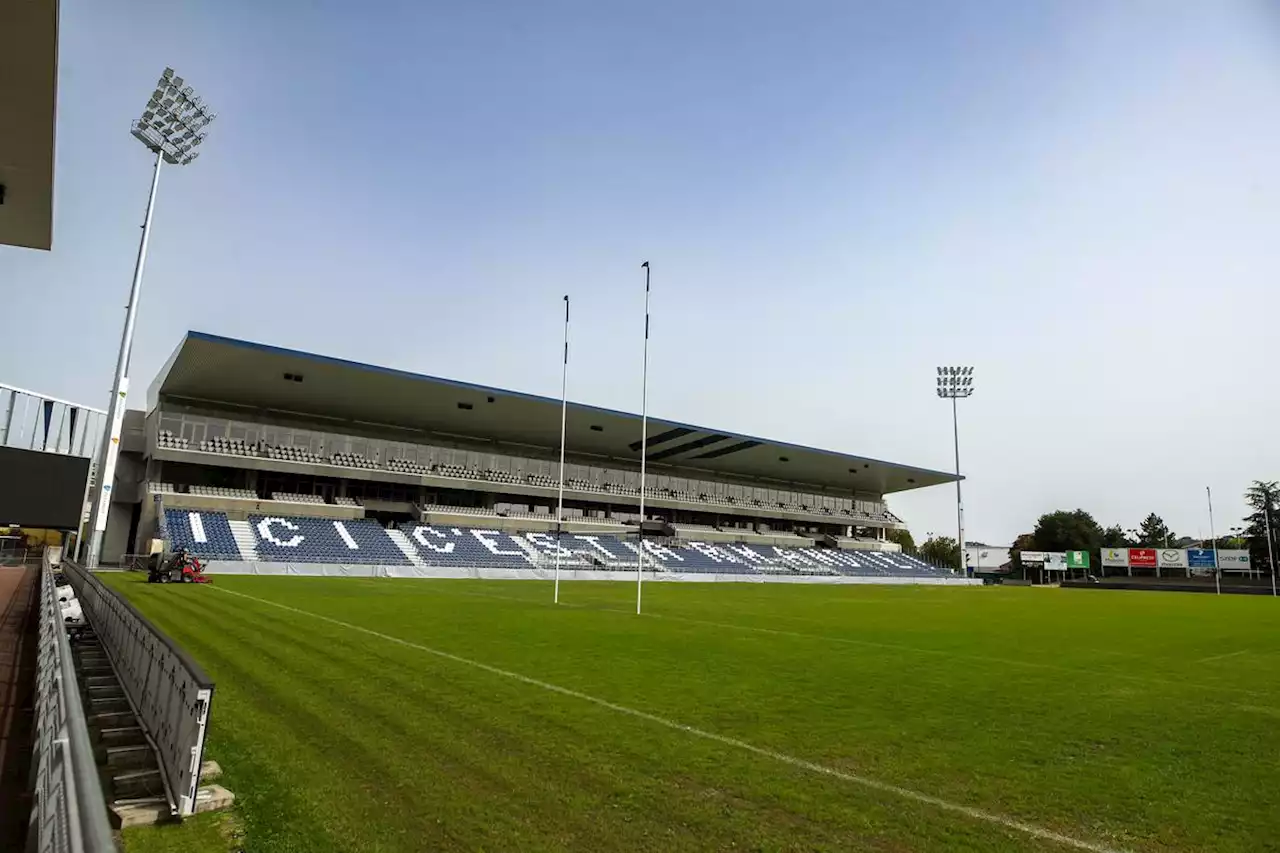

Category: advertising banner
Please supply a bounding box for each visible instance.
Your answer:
[1186,549,1217,569]
[1101,548,1128,567]
[1020,551,1048,564]
[1043,552,1067,570]
[1128,548,1157,568]
[1157,549,1188,569]
[1218,550,1251,571]
[1065,550,1090,569]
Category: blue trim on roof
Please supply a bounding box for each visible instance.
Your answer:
[178,331,958,482]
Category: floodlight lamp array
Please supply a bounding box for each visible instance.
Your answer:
[130,67,216,165]
[936,365,975,398]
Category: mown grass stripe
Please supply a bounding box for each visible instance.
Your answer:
[213,584,1130,853]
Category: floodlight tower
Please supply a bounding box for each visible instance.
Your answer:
[84,68,215,569]
[936,366,974,577]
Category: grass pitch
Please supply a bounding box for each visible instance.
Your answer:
[104,574,1280,852]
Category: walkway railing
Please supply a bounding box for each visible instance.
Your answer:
[29,554,114,853]
[61,561,215,816]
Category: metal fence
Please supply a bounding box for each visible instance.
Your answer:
[62,561,215,816]
[28,553,115,853]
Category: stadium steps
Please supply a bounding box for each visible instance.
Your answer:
[385,528,427,569]
[228,519,259,560]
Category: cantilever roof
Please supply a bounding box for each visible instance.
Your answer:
[149,332,957,495]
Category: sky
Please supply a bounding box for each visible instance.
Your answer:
[3,0,1280,545]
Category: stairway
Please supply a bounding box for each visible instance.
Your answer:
[385,528,426,569]
[227,520,259,561]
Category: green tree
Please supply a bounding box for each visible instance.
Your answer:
[919,535,960,570]
[1243,481,1278,571]
[885,528,916,552]
[1007,532,1035,574]
[1101,525,1131,548]
[1031,509,1104,555]
[1136,513,1175,548]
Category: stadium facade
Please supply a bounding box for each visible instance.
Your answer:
[95,331,963,580]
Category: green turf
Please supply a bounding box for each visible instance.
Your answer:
[105,574,1280,853]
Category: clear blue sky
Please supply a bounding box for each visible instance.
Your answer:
[4,0,1280,545]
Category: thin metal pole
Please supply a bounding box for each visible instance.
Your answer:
[86,149,163,568]
[951,393,965,576]
[553,296,569,604]
[1207,486,1220,595]
[1266,501,1277,597]
[637,262,650,615]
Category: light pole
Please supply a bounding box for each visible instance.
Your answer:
[1265,501,1277,597]
[936,366,973,577]
[84,68,215,569]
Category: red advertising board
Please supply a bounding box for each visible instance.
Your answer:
[1128,548,1157,567]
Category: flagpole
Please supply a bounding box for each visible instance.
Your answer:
[637,261,650,615]
[1207,486,1220,596]
[554,295,570,604]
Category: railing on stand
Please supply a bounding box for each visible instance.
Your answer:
[28,552,115,853]
[61,561,215,817]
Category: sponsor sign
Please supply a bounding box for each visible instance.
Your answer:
[1186,549,1217,569]
[1065,550,1090,569]
[1101,548,1128,567]
[1128,548,1157,568]
[1043,552,1067,570]
[1020,551,1048,564]
[1157,549,1188,569]
[1218,549,1251,571]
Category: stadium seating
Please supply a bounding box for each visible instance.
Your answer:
[188,485,258,500]
[331,452,379,470]
[248,515,410,565]
[333,496,360,507]
[162,510,946,578]
[387,458,430,476]
[198,436,256,457]
[156,430,189,450]
[271,492,326,505]
[164,509,241,559]
[148,481,178,494]
[263,444,325,465]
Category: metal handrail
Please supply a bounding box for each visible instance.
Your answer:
[29,554,115,853]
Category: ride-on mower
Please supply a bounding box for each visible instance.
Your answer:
[146,547,213,584]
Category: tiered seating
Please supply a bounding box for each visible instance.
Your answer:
[163,511,949,579]
[485,470,523,485]
[148,482,178,494]
[387,458,430,475]
[264,444,324,464]
[331,452,378,470]
[156,430,189,449]
[248,516,409,565]
[526,473,558,488]
[436,463,482,480]
[424,503,497,517]
[333,496,360,507]
[189,485,258,500]
[198,436,256,457]
[164,509,241,559]
[271,492,325,505]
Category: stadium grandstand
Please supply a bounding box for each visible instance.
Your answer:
[92,331,965,582]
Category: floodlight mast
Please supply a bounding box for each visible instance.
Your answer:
[84,69,215,569]
[936,366,974,577]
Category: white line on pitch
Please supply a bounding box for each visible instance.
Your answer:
[1197,649,1250,664]
[211,585,1126,853]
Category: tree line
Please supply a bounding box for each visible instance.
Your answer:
[898,481,1278,574]
[1004,480,1277,573]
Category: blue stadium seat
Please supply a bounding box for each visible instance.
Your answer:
[248,515,410,565]
[162,510,946,577]
[164,509,240,560]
